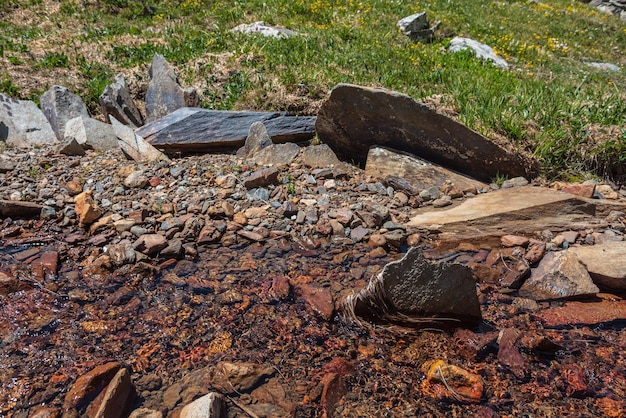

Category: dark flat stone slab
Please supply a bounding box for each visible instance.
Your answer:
[136,108,316,153]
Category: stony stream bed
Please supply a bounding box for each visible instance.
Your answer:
[2,234,625,417]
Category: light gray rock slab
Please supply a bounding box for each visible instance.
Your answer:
[299,144,342,168]
[0,94,57,147]
[64,116,119,151]
[252,142,301,166]
[145,54,199,123]
[231,21,298,38]
[110,116,169,162]
[584,62,621,72]
[343,247,481,327]
[448,37,509,69]
[365,146,486,192]
[137,107,316,153]
[519,250,599,300]
[316,84,531,182]
[237,121,273,158]
[100,73,144,128]
[40,85,89,140]
[569,241,626,290]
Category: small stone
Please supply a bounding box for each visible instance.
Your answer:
[421,359,484,403]
[133,234,167,255]
[501,177,529,188]
[124,170,149,189]
[501,235,530,248]
[295,283,334,320]
[74,190,102,225]
[244,166,280,189]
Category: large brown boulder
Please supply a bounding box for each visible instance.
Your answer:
[316,83,534,182]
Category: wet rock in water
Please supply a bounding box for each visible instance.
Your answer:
[569,241,626,290]
[107,242,136,266]
[128,408,163,418]
[211,362,274,394]
[420,359,484,403]
[74,190,102,225]
[295,283,335,320]
[85,367,135,418]
[518,250,599,300]
[28,407,61,418]
[561,364,591,398]
[100,74,144,128]
[0,270,32,295]
[316,83,529,181]
[145,54,198,123]
[63,362,123,411]
[179,392,224,418]
[497,328,529,379]
[453,329,498,360]
[343,247,481,328]
[534,300,626,327]
[40,85,89,141]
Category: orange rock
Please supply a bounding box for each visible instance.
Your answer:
[74,190,102,225]
[501,235,530,248]
[63,362,122,411]
[421,359,483,403]
[595,397,625,418]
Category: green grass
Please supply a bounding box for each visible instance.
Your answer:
[0,0,624,181]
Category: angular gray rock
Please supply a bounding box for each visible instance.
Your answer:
[137,107,316,153]
[299,144,342,168]
[343,247,481,327]
[448,37,509,69]
[397,12,437,42]
[145,54,199,123]
[252,143,301,166]
[110,116,169,163]
[0,94,57,147]
[365,146,486,191]
[231,21,298,38]
[316,84,531,182]
[100,74,144,128]
[40,85,89,140]
[179,393,224,418]
[236,121,273,158]
[518,250,599,300]
[569,241,626,290]
[64,116,119,151]
[58,137,87,156]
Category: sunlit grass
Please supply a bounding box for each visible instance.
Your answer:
[0,0,624,180]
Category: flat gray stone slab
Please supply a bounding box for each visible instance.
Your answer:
[408,186,615,241]
[316,83,532,182]
[136,108,316,153]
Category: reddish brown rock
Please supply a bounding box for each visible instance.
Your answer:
[63,362,122,411]
[453,329,498,360]
[243,166,280,189]
[524,241,546,265]
[31,250,59,281]
[28,407,61,418]
[133,234,167,255]
[421,359,484,403]
[197,222,224,244]
[211,362,274,394]
[269,276,291,301]
[74,190,102,225]
[295,283,334,320]
[534,300,626,327]
[501,235,530,248]
[497,328,529,379]
[65,179,83,196]
[0,270,32,295]
[86,367,135,418]
[561,183,595,198]
[320,373,346,418]
[561,364,590,398]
